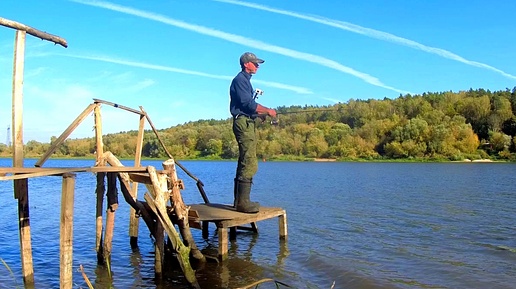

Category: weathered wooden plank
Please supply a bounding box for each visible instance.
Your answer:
[189,204,285,223]
[0,17,67,47]
[189,204,287,260]
[0,166,151,181]
[60,173,75,289]
[93,98,144,115]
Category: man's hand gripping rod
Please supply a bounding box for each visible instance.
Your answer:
[252,88,279,125]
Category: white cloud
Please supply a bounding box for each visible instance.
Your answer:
[70,0,410,94]
[215,0,516,80]
[57,52,314,94]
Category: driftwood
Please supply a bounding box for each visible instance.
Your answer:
[163,159,205,263]
[0,17,67,47]
[144,166,200,288]
[102,151,200,288]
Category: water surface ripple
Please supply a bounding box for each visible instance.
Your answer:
[0,160,515,288]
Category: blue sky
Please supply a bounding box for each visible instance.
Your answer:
[1,0,515,143]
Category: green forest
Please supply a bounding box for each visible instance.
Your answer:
[2,87,516,161]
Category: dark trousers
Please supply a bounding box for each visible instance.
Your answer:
[233,116,258,180]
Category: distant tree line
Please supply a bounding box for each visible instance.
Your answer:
[2,87,516,161]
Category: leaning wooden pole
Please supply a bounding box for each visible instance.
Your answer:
[60,173,75,289]
[12,29,35,285]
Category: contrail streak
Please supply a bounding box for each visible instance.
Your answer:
[215,0,516,80]
[58,53,313,94]
[70,0,410,94]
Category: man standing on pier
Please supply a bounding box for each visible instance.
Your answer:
[229,52,276,213]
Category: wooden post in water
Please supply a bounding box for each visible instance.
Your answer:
[60,173,75,289]
[94,103,106,263]
[144,166,200,288]
[148,171,167,277]
[103,172,119,263]
[11,29,35,285]
[1,17,66,286]
[163,159,205,263]
[129,114,145,248]
[279,213,288,240]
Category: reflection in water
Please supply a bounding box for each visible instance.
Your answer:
[129,247,144,288]
[94,264,113,289]
[193,231,292,289]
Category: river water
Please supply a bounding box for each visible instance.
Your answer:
[0,159,515,289]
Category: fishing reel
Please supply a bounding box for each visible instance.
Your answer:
[253,88,263,99]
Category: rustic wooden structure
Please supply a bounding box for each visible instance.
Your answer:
[0,16,67,286]
[1,16,288,289]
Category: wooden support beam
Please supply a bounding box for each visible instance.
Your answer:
[94,103,104,167]
[11,29,35,285]
[202,222,209,239]
[0,166,150,180]
[95,172,105,264]
[93,98,144,115]
[60,173,75,289]
[279,213,288,240]
[94,103,105,264]
[154,219,165,278]
[103,172,119,264]
[35,103,96,167]
[12,31,25,171]
[15,178,34,284]
[129,114,145,248]
[0,17,67,47]
[218,226,228,261]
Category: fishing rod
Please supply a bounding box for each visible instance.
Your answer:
[276,108,340,115]
[252,88,340,125]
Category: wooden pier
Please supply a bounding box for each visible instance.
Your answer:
[189,204,287,260]
[0,16,288,289]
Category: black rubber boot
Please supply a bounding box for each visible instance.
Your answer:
[235,178,260,213]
